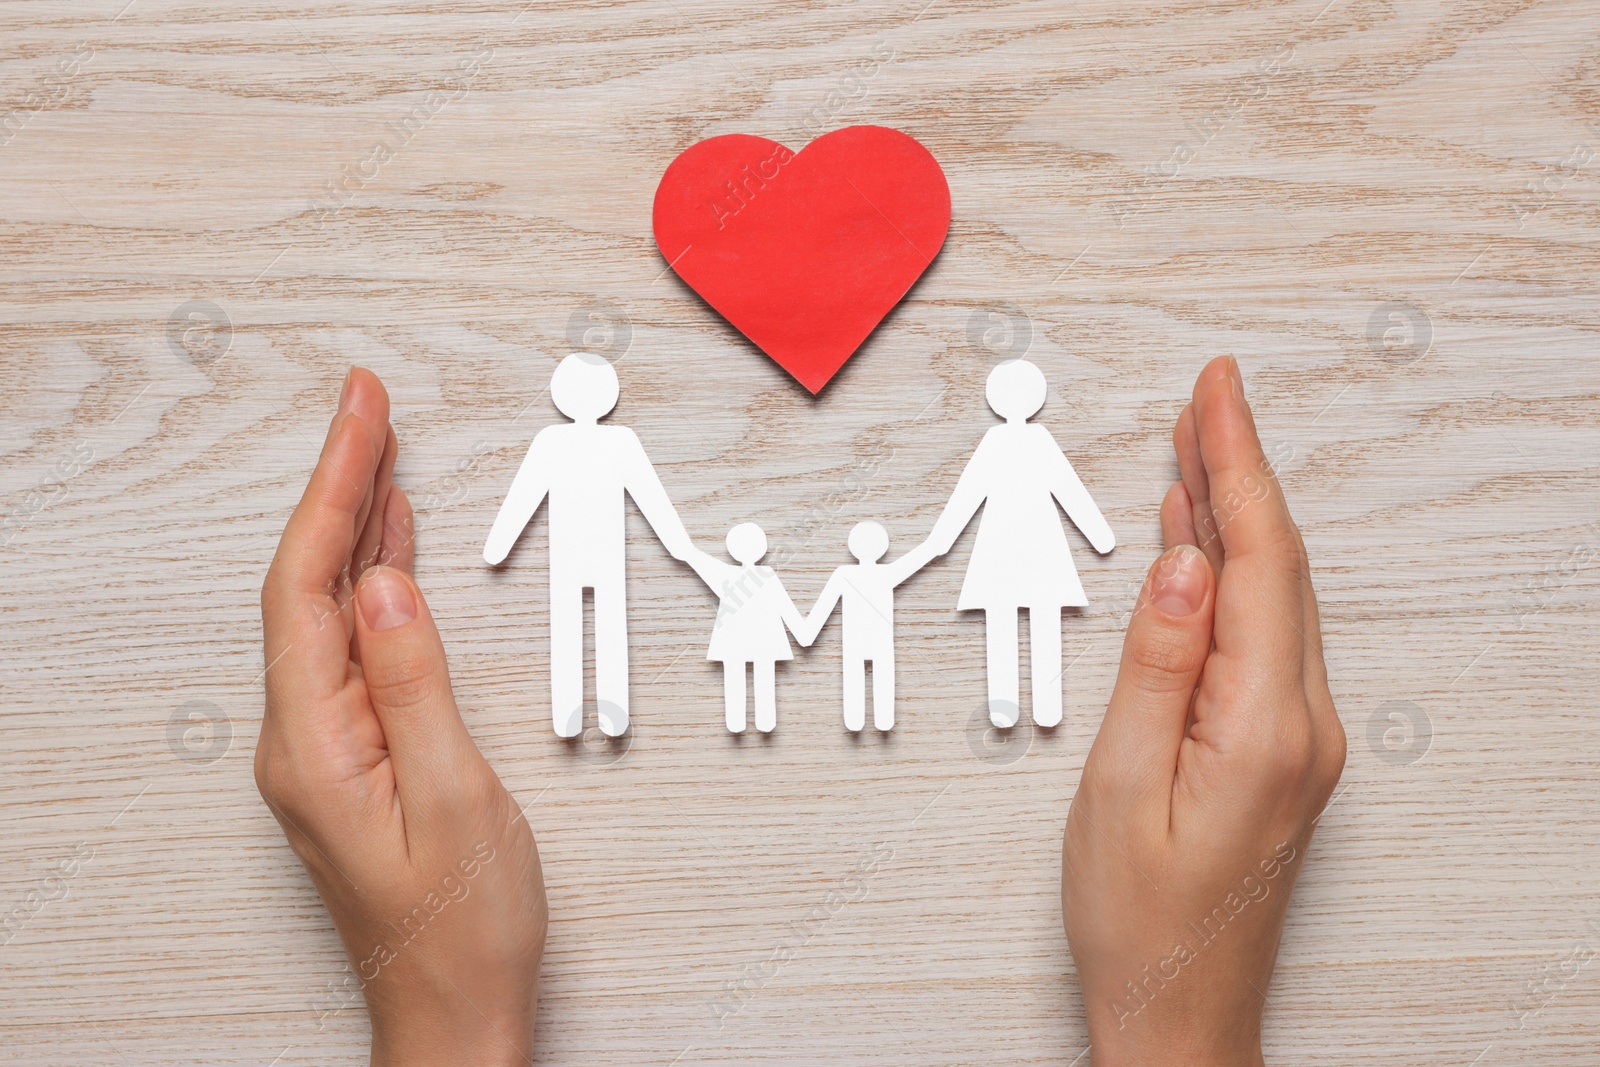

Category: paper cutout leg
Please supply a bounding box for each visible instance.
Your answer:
[724,663,747,734]
[594,582,630,737]
[1030,607,1062,728]
[550,580,584,738]
[843,658,866,732]
[872,655,895,732]
[986,608,1021,728]
[753,661,777,733]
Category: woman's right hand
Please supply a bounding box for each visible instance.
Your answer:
[1062,356,1345,1065]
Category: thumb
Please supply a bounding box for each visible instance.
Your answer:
[1084,545,1215,822]
[354,565,483,810]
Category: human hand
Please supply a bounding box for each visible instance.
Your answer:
[257,368,547,1067]
[1062,356,1344,1066]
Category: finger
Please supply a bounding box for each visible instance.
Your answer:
[1195,359,1296,557]
[1189,355,1236,412]
[274,365,389,605]
[262,414,382,703]
[1214,376,1331,722]
[353,424,398,575]
[353,566,484,817]
[268,413,381,597]
[337,372,391,567]
[1082,544,1215,825]
[1181,357,1236,572]
[1173,402,1224,575]
[379,485,416,575]
[1192,363,1305,669]
[321,367,389,458]
[1159,480,1197,550]
[1294,527,1341,771]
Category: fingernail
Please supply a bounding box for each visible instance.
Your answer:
[357,566,416,631]
[337,369,354,410]
[1148,545,1208,617]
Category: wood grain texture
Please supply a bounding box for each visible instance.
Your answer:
[2,0,1598,1063]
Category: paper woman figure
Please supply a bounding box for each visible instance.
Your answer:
[921,359,1114,729]
[798,521,933,733]
[702,523,810,734]
[484,354,703,740]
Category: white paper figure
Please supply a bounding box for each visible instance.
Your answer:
[700,523,809,734]
[921,359,1114,729]
[484,354,703,739]
[797,521,932,733]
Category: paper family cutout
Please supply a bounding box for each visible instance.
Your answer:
[653,125,951,395]
[485,355,1114,737]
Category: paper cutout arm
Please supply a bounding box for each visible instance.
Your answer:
[796,572,844,647]
[484,431,554,565]
[685,545,735,590]
[777,576,811,647]
[619,428,697,562]
[884,542,935,586]
[925,450,989,556]
[1049,447,1116,554]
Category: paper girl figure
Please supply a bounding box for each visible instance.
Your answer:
[797,521,933,733]
[702,523,810,734]
[921,359,1114,729]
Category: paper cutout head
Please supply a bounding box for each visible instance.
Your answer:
[986,359,1047,423]
[726,522,768,564]
[847,520,889,563]
[551,353,620,423]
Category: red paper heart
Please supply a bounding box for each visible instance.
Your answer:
[652,125,950,394]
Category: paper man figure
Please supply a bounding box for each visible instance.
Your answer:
[798,521,932,732]
[921,359,1114,729]
[484,354,704,739]
[700,523,809,734]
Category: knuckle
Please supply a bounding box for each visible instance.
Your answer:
[1266,716,1315,786]
[1259,522,1305,567]
[464,767,508,818]
[1316,710,1348,789]
[260,573,287,619]
[1076,756,1119,812]
[1126,628,1205,688]
[363,650,440,711]
[254,748,303,817]
[252,748,272,799]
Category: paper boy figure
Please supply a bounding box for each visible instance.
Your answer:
[797,521,932,732]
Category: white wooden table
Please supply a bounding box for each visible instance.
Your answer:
[2,1,1598,1063]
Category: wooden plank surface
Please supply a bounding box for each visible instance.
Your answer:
[2,0,1598,1063]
